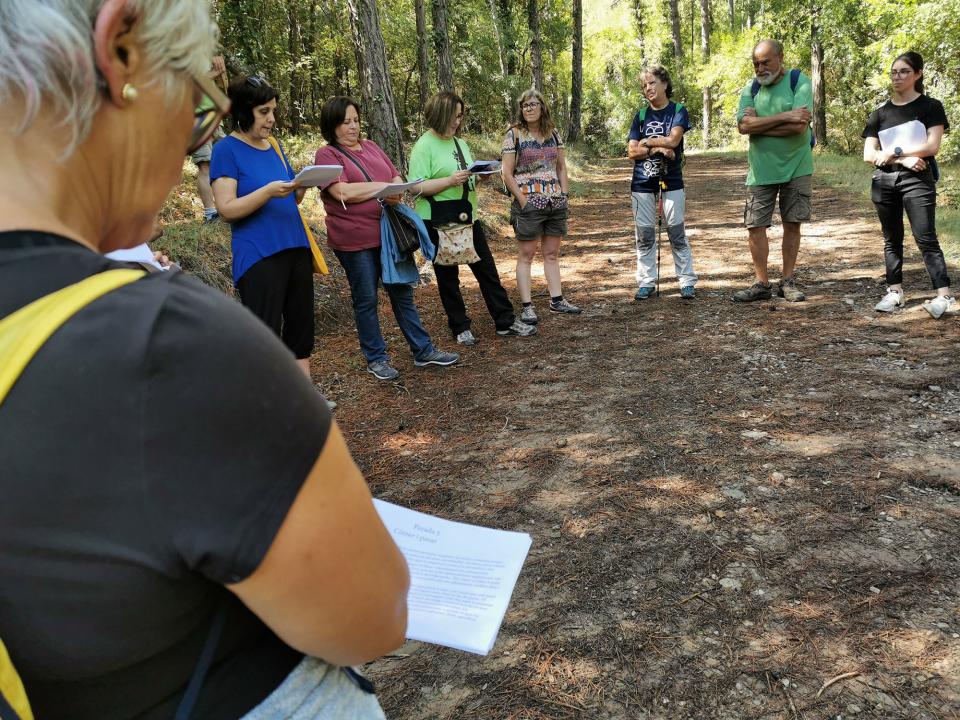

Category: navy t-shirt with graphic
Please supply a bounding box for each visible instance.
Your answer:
[628,101,691,193]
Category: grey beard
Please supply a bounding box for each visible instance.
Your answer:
[756,72,779,86]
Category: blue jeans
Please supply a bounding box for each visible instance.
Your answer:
[334,247,435,363]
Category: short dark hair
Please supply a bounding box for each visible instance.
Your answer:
[320,96,361,145]
[641,66,673,99]
[424,92,464,136]
[893,51,925,94]
[227,75,279,132]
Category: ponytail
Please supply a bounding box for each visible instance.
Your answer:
[893,51,925,94]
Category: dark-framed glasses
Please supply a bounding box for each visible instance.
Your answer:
[890,69,914,78]
[188,71,230,155]
[521,101,541,110]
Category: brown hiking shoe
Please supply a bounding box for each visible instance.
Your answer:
[777,277,806,302]
[732,281,773,302]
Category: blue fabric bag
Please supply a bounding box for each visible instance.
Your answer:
[379,204,435,285]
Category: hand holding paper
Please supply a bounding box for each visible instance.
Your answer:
[468,160,502,175]
[293,165,343,187]
[373,178,424,199]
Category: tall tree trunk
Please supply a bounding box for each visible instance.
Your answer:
[700,0,711,148]
[487,0,507,77]
[632,0,645,58]
[286,0,302,133]
[415,0,431,107]
[498,0,517,74]
[345,0,406,172]
[668,0,683,59]
[811,5,826,146]
[527,0,543,92]
[727,0,735,31]
[690,0,696,56]
[432,0,454,92]
[566,0,583,142]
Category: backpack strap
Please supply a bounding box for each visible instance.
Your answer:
[173,601,229,720]
[790,68,800,92]
[0,268,145,407]
[750,79,761,99]
[0,640,31,720]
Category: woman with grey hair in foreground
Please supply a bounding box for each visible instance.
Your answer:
[0,1,408,718]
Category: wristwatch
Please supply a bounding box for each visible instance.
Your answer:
[893,146,903,157]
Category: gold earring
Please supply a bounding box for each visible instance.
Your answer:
[121,83,138,102]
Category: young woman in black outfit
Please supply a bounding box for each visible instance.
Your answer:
[862,51,955,318]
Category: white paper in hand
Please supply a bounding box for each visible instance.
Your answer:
[293,165,343,187]
[373,178,424,199]
[878,120,928,154]
[468,160,502,175]
[373,499,532,655]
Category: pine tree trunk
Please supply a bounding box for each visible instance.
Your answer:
[415,0,430,108]
[668,0,683,58]
[811,8,826,146]
[286,0,302,133]
[727,0,735,30]
[432,0,454,92]
[498,0,517,74]
[345,0,407,172]
[700,0,711,148]
[487,0,507,77]
[528,0,544,92]
[567,0,583,142]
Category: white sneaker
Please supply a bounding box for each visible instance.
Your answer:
[874,288,905,312]
[456,329,477,346]
[923,295,958,319]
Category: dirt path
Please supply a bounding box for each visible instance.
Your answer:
[313,155,959,720]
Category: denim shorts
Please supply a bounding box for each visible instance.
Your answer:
[511,200,568,240]
[744,174,812,228]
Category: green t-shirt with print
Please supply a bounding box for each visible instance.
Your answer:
[408,131,477,221]
[736,71,814,186]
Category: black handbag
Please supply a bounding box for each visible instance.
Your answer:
[334,144,420,258]
[383,205,421,257]
[427,138,473,225]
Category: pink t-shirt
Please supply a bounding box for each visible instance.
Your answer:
[315,140,399,252]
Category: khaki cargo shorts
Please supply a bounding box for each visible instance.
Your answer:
[744,174,812,228]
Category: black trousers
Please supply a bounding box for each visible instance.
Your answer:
[871,168,951,289]
[236,247,315,359]
[429,222,515,334]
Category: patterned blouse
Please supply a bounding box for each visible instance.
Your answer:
[502,127,567,209]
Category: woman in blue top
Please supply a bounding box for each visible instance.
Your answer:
[211,76,314,377]
[626,66,697,300]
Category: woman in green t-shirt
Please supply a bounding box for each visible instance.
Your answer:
[409,92,537,345]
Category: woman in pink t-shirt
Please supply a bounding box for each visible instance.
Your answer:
[315,97,458,381]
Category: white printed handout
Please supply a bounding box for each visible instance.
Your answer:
[878,120,928,153]
[293,165,343,187]
[373,178,424,199]
[372,499,532,656]
[468,160,502,175]
[105,243,166,271]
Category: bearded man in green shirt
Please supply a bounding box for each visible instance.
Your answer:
[733,39,813,302]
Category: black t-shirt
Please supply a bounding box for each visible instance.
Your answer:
[862,94,950,160]
[0,232,332,719]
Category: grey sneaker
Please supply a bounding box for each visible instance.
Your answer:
[520,304,539,325]
[549,298,582,314]
[367,360,400,381]
[414,350,460,367]
[680,285,696,299]
[497,319,538,337]
[456,329,477,346]
[732,281,773,302]
[634,286,655,300]
[874,288,905,312]
[924,295,958,319]
[776,277,806,302]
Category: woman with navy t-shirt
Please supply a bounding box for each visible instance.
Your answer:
[626,66,698,300]
[862,52,955,319]
[211,76,315,375]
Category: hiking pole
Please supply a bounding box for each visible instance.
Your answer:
[655,159,668,298]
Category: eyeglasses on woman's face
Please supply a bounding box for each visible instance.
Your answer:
[889,68,914,78]
[521,101,541,111]
[188,71,230,155]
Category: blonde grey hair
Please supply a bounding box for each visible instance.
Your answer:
[0,0,217,156]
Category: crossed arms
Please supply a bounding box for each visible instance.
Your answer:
[738,106,811,137]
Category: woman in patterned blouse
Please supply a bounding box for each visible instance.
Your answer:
[501,90,582,322]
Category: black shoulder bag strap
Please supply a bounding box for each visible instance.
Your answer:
[174,600,229,720]
[333,144,373,183]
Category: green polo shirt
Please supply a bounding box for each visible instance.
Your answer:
[736,71,814,186]
[408,131,477,221]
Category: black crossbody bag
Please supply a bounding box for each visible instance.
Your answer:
[426,138,473,225]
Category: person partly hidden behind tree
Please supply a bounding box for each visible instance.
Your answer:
[626,65,698,300]
[733,39,814,303]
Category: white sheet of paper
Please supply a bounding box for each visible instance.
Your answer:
[468,160,501,175]
[105,243,165,271]
[293,165,343,187]
[878,120,928,153]
[374,178,424,199]
[373,499,532,656]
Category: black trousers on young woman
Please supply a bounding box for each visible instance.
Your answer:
[427,221,516,335]
[871,167,951,289]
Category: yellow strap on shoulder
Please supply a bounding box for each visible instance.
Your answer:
[0,638,33,720]
[0,268,144,408]
[266,136,329,275]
